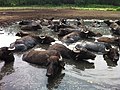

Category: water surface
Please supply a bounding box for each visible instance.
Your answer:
[0,20,120,90]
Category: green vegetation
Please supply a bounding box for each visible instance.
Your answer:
[0,4,119,11]
[0,0,119,11]
[0,0,120,6]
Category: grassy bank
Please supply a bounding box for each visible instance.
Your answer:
[0,4,119,11]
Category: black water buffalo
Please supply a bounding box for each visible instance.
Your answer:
[19,20,32,25]
[104,20,113,26]
[20,24,42,31]
[22,49,65,77]
[110,22,120,35]
[40,18,54,26]
[16,31,33,37]
[75,41,111,53]
[103,47,119,65]
[0,47,14,63]
[60,18,67,25]
[48,43,96,60]
[61,30,102,43]
[115,20,120,25]
[104,20,120,35]
[10,35,55,51]
[49,21,76,32]
[91,21,101,27]
[104,19,120,26]
[58,28,81,37]
[19,20,42,31]
[61,31,81,43]
[75,17,84,27]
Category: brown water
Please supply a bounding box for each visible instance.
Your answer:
[0,20,120,90]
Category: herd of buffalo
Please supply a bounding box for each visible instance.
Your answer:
[0,17,120,78]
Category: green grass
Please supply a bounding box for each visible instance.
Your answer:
[0,4,119,11]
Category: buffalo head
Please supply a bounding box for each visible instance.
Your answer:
[39,35,55,44]
[73,47,96,60]
[16,31,32,37]
[103,47,119,65]
[46,56,65,77]
[0,47,14,63]
[104,19,113,26]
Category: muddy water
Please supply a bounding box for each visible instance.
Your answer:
[0,20,120,90]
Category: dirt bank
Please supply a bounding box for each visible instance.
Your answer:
[0,9,120,26]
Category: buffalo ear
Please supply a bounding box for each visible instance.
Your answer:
[59,61,65,69]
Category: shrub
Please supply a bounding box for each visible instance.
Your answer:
[116,7,120,11]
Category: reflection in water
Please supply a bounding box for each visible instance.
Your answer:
[65,59,95,71]
[0,62,14,80]
[47,73,65,90]
[103,55,118,67]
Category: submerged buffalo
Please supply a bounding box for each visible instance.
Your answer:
[97,37,120,46]
[20,24,42,31]
[61,30,101,43]
[104,20,120,35]
[110,22,120,35]
[49,21,76,32]
[10,35,55,51]
[0,47,14,63]
[22,49,65,77]
[61,31,81,43]
[58,28,80,37]
[19,20,32,25]
[75,41,111,53]
[48,43,96,60]
[16,31,33,37]
[19,20,42,31]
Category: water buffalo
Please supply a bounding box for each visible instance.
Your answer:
[0,47,14,63]
[104,19,120,26]
[10,35,55,51]
[110,22,120,35]
[19,20,42,31]
[16,31,33,37]
[97,37,120,45]
[115,20,120,25]
[58,28,81,37]
[40,17,54,26]
[75,17,84,26]
[48,43,96,60]
[19,20,33,25]
[60,18,67,25]
[91,21,101,27]
[104,19,113,26]
[97,37,113,43]
[49,21,76,32]
[61,31,81,43]
[22,49,65,77]
[20,24,42,31]
[61,30,102,43]
[103,47,119,65]
[75,41,111,53]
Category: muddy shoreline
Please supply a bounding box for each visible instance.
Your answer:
[0,9,120,26]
